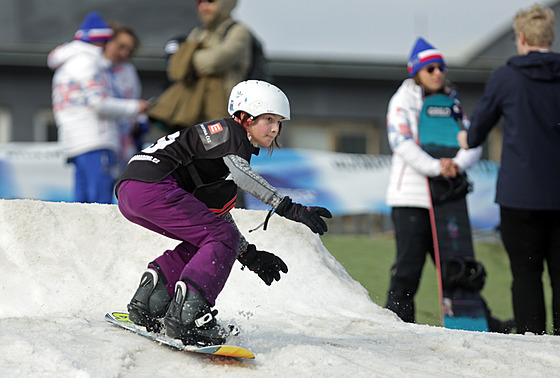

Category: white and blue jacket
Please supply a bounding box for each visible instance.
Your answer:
[386,78,482,209]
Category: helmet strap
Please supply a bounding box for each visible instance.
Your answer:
[235,112,255,129]
[234,113,257,144]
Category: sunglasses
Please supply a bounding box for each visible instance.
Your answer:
[425,65,446,74]
[196,0,215,4]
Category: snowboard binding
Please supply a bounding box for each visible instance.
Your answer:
[128,268,172,333]
[164,281,230,347]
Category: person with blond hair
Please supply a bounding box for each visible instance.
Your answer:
[458,3,560,335]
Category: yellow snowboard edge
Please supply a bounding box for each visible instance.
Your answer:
[208,345,256,359]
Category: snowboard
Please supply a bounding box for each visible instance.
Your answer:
[418,94,489,332]
[105,311,255,359]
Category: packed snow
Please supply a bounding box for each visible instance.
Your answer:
[1,199,559,377]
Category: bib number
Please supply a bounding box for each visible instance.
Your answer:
[142,131,180,153]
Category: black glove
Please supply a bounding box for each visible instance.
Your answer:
[238,244,288,285]
[275,197,332,235]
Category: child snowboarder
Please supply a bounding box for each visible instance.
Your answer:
[116,80,332,346]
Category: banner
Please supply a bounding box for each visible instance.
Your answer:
[0,143,500,230]
[245,149,500,231]
[0,142,73,202]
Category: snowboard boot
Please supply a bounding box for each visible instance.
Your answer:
[163,281,228,347]
[128,268,172,332]
[488,316,516,334]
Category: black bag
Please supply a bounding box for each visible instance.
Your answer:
[246,36,272,82]
[224,22,273,82]
[442,256,487,292]
[429,171,471,205]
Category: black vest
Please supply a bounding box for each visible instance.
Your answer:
[117,118,259,215]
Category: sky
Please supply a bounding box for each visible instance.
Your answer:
[233,0,557,64]
[1,199,560,376]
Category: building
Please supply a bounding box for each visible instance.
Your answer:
[4,1,560,160]
[2,1,559,233]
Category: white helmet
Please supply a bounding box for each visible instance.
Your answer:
[228,80,290,120]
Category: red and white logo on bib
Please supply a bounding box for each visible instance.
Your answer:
[208,123,223,135]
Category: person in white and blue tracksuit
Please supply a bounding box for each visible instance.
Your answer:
[49,12,150,203]
[385,37,482,324]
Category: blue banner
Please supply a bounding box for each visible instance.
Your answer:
[0,143,500,230]
[245,149,500,231]
[0,143,73,202]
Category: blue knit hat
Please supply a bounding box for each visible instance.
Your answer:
[407,37,445,77]
[73,11,113,44]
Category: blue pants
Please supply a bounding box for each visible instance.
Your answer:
[69,149,116,204]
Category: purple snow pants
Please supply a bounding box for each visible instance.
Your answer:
[117,175,239,306]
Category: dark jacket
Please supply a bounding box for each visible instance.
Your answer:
[467,51,560,210]
[116,118,259,214]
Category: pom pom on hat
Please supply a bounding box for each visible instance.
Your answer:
[407,37,445,77]
[74,11,113,44]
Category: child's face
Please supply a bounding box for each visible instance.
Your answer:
[247,114,283,147]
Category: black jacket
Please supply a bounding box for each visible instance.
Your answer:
[117,118,259,214]
[468,51,560,210]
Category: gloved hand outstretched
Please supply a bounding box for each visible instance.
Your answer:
[238,244,288,285]
[275,196,332,235]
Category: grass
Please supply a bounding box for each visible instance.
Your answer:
[321,233,554,332]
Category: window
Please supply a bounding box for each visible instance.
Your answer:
[33,108,57,142]
[284,119,379,154]
[336,134,367,154]
[0,107,13,142]
[288,125,330,151]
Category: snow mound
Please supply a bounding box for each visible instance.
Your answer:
[1,199,560,377]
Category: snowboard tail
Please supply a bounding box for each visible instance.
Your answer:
[443,297,488,331]
[105,311,255,359]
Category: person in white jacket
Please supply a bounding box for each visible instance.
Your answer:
[385,37,482,323]
[48,11,150,204]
